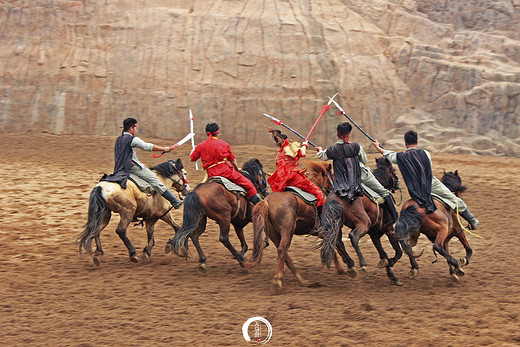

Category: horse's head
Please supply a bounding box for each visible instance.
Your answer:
[241,158,268,198]
[306,161,334,196]
[441,170,466,197]
[151,159,190,196]
[374,157,400,193]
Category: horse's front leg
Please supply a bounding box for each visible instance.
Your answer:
[400,239,419,279]
[161,211,181,234]
[369,230,402,285]
[433,233,464,282]
[453,230,473,267]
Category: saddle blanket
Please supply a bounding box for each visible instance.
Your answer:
[207,176,247,196]
[362,183,385,204]
[285,186,317,205]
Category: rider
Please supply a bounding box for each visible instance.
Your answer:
[316,122,399,222]
[190,122,262,205]
[101,117,183,209]
[267,129,325,217]
[373,129,479,229]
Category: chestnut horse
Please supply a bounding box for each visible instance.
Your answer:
[244,161,350,291]
[165,159,266,271]
[77,159,190,265]
[396,170,473,282]
[319,157,403,285]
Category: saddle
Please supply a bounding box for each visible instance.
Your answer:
[362,183,385,205]
[285,186,317,205]
[207,176,247,196]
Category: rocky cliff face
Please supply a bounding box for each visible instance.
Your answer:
[1,0,519,156]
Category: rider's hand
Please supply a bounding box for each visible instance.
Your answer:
[164,146,172,153]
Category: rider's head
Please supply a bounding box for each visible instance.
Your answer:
[404,130,418,146]
[269,129,287,147]
[123,118,138,133]
[337,122,352,142]
[205,123,219,137]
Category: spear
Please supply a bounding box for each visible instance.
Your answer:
[189,109,198,170]
[328,97,384,149]
[263,113,318,148]
[304,92,339,142]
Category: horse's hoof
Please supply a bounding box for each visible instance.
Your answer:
[391,279,403,286]
[347,267,357,278]
[409,268,418,279]
[93,256,101,267]
[139,252,150,263]
[378,259,389,268]
[199,263,207,272]
[130,255,139,263]
[455,267,465,277]
[359,266,368,277]
[164,243,173,254]
[307,281,323,288]
[336,268,347,275]
[458,258,468,267]
[451,274,460,283]
[272,279,283,294]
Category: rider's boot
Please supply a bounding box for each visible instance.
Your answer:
[317,205,323,220]
[162,190,183,209]
[383,195,399,223]
[249,193,262,205]
[460,208,479,230]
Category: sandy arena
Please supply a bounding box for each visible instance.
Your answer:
[1,133,519,346]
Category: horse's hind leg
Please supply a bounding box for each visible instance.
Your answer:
[115,216,138,263]
[190,217,208,271]
[218,220,246,266]
[93,213,111,266]
[141,220,157,261]
[233,224,248,256]
[284,253,319,288]
[349,225,370,276]
[370,231,401,285]
[433,236,464,281]
[335,229,357,278]
[453,231,473,267]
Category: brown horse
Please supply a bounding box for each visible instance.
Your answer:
[319,157,403,285]
[165,159,266,271]
[77,159,190,265]
[396,170,473,282]
[244,161,349,291]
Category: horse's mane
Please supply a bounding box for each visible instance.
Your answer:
[442,171,467,194]
[242,158,263,182]
[151,159,183,178]
[306,160,330,175]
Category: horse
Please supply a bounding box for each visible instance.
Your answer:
[319,157,403,285]
[165,159,267,271]
[396,170,473,282]
[77,159,190,266]
[244,160,343,291]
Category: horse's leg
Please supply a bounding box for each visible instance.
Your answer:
[233,224,248,256]
[385,230,403,267]
[284,253,319,288]
[454,230,473,267]
[190,216,208,271]
[368,230,401,285]
[335,229,357,278]
[399,239,420,279]
[218,219,246,266]
[161,212,180,234]
[141,220,157,261]
[115,214,139,263]
[332,252,346,275]
[349,224,370,276]
[433,232,464,280]
[92,212,111,266]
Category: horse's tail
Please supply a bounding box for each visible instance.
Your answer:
[319,198,344,268]
[395,205,424,241]
[170,191,204,258]
[77,186,110,254]
[244,200,270,269]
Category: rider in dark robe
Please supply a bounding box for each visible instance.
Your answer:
[101,117,183,209]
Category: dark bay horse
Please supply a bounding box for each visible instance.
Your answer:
[77,159,190,265]
[319,157,403,285]
[396,170,473,282]
[244,161,349,291]
[165,159,266,271]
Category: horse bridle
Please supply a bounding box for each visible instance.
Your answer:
[167,164,189,194]
[242,169,268,198]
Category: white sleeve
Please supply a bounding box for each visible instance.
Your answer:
[131,137,154,151]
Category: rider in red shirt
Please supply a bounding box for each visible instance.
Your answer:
[190,123,262,205]
[267,130,325,215]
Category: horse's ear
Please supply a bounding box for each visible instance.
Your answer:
[454,170,459,176]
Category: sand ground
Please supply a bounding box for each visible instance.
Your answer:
[1,133,519,346]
